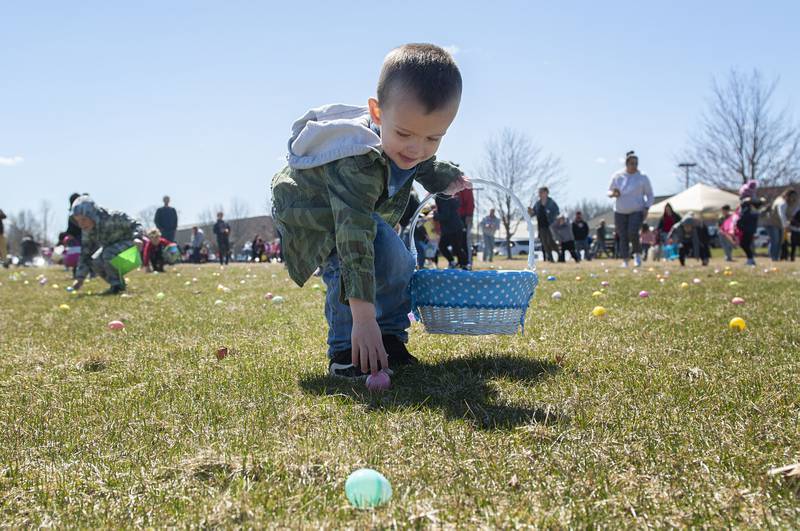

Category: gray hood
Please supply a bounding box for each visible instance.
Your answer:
[70,196,103,224]
[287,103,381,170]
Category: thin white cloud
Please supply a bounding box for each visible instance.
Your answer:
[595,157,607,164]
[443,44,460,56]
[617,157,625,164]
[0,155,24,167]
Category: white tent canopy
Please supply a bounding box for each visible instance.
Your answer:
[647,183,738,221]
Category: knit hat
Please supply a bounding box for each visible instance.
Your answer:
[625,150,638,162]
[739,180,758,199]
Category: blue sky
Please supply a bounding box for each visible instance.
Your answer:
[2,0,799,236]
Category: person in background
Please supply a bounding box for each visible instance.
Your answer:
[422,207,441,268]
[608,150,654,267]
[657,203,681,244]
[456,186,474,266]
[190,226,204,264]
[531,187,559,262]
[571,211,590,261]
[550,215,580,263]
[736,180,764,266]
[639,223,657,261]
[142,228,170,273]
[717,205,735,262]
[154,195,178,243]
[434,195,468,269]
[252,235,266,262]
[69,196,143,295]
[789,209,800,261]
[0,208,7,268]
[764,189,799,262]
[480,208,500,262]
[669,212,710,267]
[213,211,231,266]
[591,220,609,258]
[412,214,429,269]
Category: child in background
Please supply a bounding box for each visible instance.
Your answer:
[272,44,469,379]
[69,196,143,295]
[640,223,657,261]
[142,228,171,273]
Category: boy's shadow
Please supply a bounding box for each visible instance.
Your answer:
[298,352,568,430]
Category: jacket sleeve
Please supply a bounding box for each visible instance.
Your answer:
[327,157,383,304]
[415,158,462,195]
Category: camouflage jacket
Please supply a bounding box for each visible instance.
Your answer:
[272,151,461,303]
[71,197,142,279]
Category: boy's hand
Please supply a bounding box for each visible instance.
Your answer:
[349,299,389,375]
[443,174,472,196]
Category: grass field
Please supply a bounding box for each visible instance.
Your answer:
[1,257,799,527]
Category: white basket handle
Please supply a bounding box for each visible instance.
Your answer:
[408,178,537,271]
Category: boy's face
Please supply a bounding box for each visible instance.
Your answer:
[73,214,95,231]
[368,92,459,170]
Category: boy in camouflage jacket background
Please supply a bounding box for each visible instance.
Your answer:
[272,43,470,379]
[70,196,143,295]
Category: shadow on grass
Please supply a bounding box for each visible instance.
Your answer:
[299,352,567,430]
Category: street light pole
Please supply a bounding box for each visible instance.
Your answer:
[678,162,697,189]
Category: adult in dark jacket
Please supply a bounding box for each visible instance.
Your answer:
[154,195,178,243]
[213,211,231,265]
[530,187,559,262]
[434,195,467,268]
[571,211,590,261]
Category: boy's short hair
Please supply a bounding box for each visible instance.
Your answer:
[377,43,462,113]
[538,186,549,194]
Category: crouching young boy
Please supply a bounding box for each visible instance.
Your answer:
[272,43,470,379]
[70,196,143,295]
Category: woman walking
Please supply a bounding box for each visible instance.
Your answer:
[608,151,654,267]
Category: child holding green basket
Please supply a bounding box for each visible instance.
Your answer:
[69,196,143,295]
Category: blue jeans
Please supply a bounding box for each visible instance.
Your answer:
[575,239,590,260]
[614,211,644,260]
[719,234,734,261]
[87,240,135,288]
[765,225,783,261]
[322,214,415,357]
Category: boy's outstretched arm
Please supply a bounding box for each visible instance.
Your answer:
[350,299,389,375]
[325,157,387,374]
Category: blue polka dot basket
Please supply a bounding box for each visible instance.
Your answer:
[408,178,539,335]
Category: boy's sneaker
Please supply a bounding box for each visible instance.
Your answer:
[382,335,419,366]
[633,254,642,267]
[100,285,125,296]
[620,261,629,268]
[328,349,368,380]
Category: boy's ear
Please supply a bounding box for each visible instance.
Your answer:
[368,97,382,126]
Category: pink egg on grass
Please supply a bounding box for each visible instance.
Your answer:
[731,296,745,305]
[264,292,274,300]
[107,320,125,330]
[366,370,391,392]
[638,290,650,298]
[601,281,610,287]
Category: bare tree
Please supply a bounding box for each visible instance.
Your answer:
[480,128,563,258]
[682,69,800,189]
[565,198,608,222]
[39,200,52,245]
[198,207,217,227]
[227,197,251,252]
[6,209,43,255]
[137,205,159,229]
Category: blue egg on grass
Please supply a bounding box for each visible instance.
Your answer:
[345,468,392,509]
[547,275,556,281]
